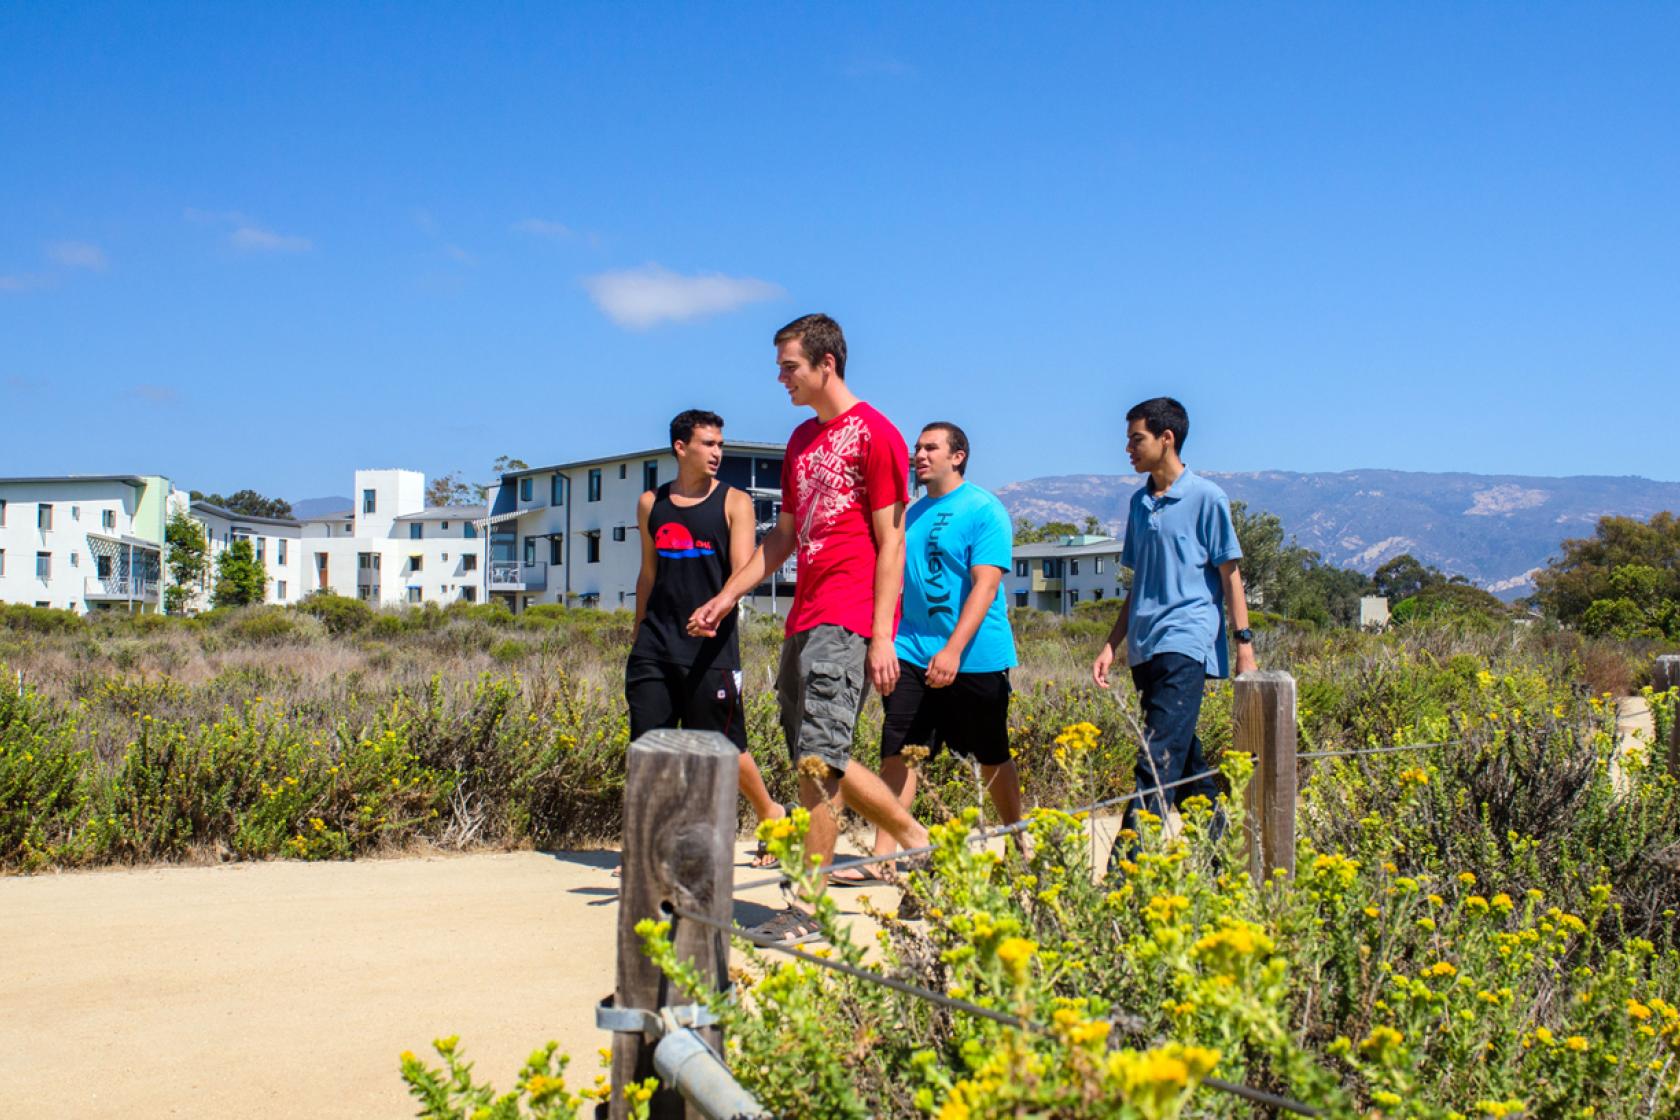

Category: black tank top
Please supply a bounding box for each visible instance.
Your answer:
[630,481,740,670]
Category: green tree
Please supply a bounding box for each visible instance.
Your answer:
[473,455,531,501]
[191,488,294,519]
[426,471,475,508]
[1533,512,1680,630]
[1012,518,1080,544]
[1081,514,1103,535]
[1372,554,1442,604]
[163,510,207,614]
[1576,564,1678,640]
[212,539,267,607]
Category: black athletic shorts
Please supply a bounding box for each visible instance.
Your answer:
[625,654,749,751]
[880,658,1012,767]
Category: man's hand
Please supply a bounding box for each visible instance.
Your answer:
[868,637,900,696]
[687,593,733,638]
[1233,643,1258,677]
[1091,643,1116,689]
[926,646,961,688]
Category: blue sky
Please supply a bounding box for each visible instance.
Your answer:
[3,2,1677,500]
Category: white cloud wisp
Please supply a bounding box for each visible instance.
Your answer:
[48,241,108,271]
[229,226,313,253]
[583,264,784,329]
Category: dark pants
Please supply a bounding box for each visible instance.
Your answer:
[1111,652,1226,872]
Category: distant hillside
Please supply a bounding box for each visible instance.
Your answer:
[994,470,1680,598]
[291,496,351,520]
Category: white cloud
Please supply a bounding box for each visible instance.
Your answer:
[229,225,313,253]
[583,264,784,329]
[0,273,51,294]
[48,241,108,271]
[513,218,572,240]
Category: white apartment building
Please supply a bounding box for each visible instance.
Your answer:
[0,474,180,614]
[1006,535,1129,613]
[482,442,791,613]
[191,469,486,609]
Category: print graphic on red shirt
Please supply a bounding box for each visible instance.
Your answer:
[780,402,909,638]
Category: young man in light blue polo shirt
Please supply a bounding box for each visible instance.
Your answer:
[1091,397,1256,855]
[837,421,1023,882]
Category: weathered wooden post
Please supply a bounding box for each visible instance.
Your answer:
[1654,655,1680,778]
[1233,671,1297,885]
[608,729,737,1120]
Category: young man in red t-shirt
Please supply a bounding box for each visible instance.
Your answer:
[690,313,930,942]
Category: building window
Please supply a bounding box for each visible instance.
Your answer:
[463,553,477,571]
[277,581,288,600]
[0,500,6,527]
[407,587,422,605]
[612,525,626,542]
[1070,559,1080,576]
[1068,589,1080,604]
[618,463,627,479]
[278,540,287,564]
[523,537,536,564]
[441,521,449,531]
[586,532,600,563]
[0,550,5,575]
[464,522,477,538]
[36,552,51,579]
[38,504,53,531]
[409,554,423,572]
[70,552,79,567]
[358,553,370,569]
[97,554,112,578]
[1014,590,1028,608]
[363,489,376,514]
[1015,560,1028,578]
[1095,557,1105,574]
[549,537,562,565]
[462,586,477,602]
[255,538,265,564]
[409,523,422,540]
[1093,587,1104,601]
[587,469,602,502]
[520,477,533,502]
[357,586,372,601]
[1042,559,1055,577]
[102,509,116,530]
[643,460,659,492]
[552,474,564,506]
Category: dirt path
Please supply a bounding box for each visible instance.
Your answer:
[0,843,904,1118]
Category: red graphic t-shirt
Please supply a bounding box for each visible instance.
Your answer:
[780,401,910,638]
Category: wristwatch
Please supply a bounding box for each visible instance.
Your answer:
[1233,628,1254,644]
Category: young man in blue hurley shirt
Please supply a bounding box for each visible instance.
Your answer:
[1091,397,1256,856]
[839,422,1024,880]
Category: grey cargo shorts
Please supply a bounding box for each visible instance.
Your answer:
[775,623,870,774]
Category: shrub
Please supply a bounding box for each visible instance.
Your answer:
[298,592,373,635]
[0,603,85,634]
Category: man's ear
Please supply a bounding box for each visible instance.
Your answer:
[818,352,839,380]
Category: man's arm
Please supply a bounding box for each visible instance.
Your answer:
[868,501,906,696]
[630,490,656,639]
[925,565,1003,688]
[1219,559,1258,676]
[724,488,757,573]
[688,512,796,637]
[1091,596,1131,689]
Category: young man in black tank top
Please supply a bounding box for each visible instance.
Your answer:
[626,410,788,865]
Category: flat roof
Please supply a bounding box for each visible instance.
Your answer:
[191,501,302,528]
[0,474,150,487]
[502,440,786,480]
[1011,538,1126,559]
[394,505,488,522]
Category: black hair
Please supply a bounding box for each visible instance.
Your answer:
[670,409,724,449]
[920,421,970,476]
[1125,397,1189,452]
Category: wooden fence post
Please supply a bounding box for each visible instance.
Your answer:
[1233,671,1297,885]
[610,729,738,1120]
[1654,655,1680,778]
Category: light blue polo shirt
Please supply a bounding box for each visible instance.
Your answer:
[896,482,1017,672]
[1121,468,1242,678]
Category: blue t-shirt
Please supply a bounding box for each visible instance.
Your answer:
[895,482,1018,673]
[1121,468,1242,678]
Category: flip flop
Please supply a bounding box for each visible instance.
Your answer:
[828,861,894,886]
[746,907,823,946]
[747,803,797,869]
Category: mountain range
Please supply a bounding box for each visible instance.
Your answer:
[994,470,1680,598]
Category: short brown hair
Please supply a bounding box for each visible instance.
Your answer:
[773,313,847,379]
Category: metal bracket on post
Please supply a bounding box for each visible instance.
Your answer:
[596,993,719,1038]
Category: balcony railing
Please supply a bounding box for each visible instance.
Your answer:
[489,560,548,590]
[85,576,161,601]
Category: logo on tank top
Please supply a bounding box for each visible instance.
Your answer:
[654,521,716,559]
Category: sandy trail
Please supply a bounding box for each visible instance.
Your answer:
[2,843,895,1118]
